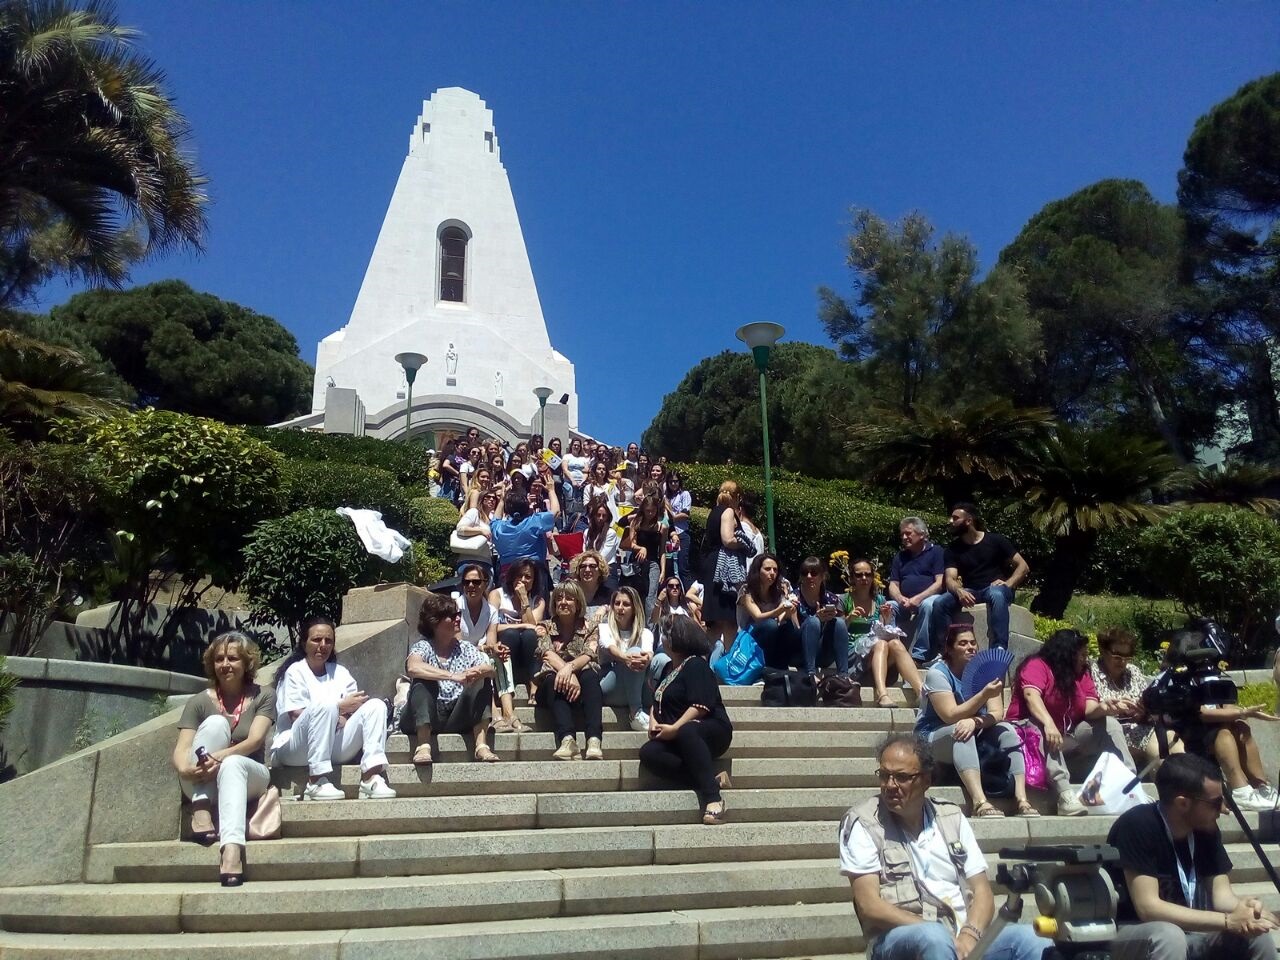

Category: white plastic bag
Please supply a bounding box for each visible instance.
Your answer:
[1075,750,1152,816]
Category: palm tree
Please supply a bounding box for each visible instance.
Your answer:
[0,328,124,436]
[1178,460,1280,516]
[844,399,1054,508]
[0,0,207,304]
[1025,427,1179,618]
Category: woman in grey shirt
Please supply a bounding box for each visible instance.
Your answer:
[173,630,277,886]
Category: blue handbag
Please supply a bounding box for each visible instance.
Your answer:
[712,628,766,685]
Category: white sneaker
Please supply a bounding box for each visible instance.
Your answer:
[302,778,345,801]
[1056,792,1088,817]
[1232,785,1271,811]
[357,774,397,800]
[1253,783,1279,808]
[630,711,650,732]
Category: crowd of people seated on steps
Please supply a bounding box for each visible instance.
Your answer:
[172,443,1280,896]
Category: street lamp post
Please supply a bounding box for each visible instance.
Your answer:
[533,386,553,439]
[735,322,785,553]
[394,352,428,440]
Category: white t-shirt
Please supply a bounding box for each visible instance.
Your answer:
[838,805,987,926]
[564,454,590,485]
[584,482,617,504]
[598,622,654,657]
[584,526,621,565]
[272,660,358,745]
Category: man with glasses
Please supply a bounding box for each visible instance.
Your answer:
[840,733,1051,960]
[1108,752,1277,960]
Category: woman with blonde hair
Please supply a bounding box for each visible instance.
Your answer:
[535,581,604,760]
[569,548,613,616]
[598,586,668,730]
[699,480,748,646]
[173,630,276,885]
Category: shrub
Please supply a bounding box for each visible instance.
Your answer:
[280,460,410,530]
[671,462,945,575]
[0,656,17,734]
[406,496,459,558]
[56,409,284,663]
[241,509,378,639]
[1139,508,1280,665]
[409,542,453,588]
[245,428,428,487]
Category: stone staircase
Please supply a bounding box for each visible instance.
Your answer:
[3,683,1280,960]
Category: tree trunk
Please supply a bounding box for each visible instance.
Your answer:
[1029,528,1098,620]
[1242,343,1280,460]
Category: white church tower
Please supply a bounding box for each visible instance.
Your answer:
[306,87,577,442]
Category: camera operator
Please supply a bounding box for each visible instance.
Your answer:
[1107,753,1277,960]
[1156,629,1280,812]
[840,733,1052,960]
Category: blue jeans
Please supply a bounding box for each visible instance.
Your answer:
[600,650,670,714]
[800,616,849,675]
[888,594,949,661]
[935,585,1015,650]
[869,920,1051,960]
[751,617,802,670]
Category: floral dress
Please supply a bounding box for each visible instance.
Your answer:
[1090,661,1152,751]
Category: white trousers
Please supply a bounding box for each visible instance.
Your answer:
[271,699,389,777]
[179,716,270,847]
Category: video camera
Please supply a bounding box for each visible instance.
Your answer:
[968,846,1122,960]
[1140,619,1237,726]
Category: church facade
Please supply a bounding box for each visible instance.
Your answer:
[284,87,578,445]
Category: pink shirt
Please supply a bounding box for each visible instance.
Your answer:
[1006,656,1098,731]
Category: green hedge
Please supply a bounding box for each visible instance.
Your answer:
[246,428,428,488]
[674,462,944,574]
[407,496,459,560]
[280,460,411,529]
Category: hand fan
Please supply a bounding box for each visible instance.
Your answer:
[961,648,1015,702]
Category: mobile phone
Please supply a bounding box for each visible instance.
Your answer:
[195,746,209,763]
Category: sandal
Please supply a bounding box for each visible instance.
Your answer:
[973,801,1005,818]
[507,716,526,732]
[1015,800,1041,818]
[876,694,895,708]
[490,717,514,734]
[412,744,433,766]
[715,771,733,791]
[702,800,727,825]
[474,745,500,763]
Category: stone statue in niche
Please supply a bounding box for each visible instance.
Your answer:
[445,343,458,376]
[494,371,504,400]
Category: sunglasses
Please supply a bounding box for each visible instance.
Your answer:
[853,572,873,579]
[578,563,599,570]
[802,571,822,578]
[1191,793,1225,811]
[463,579,485,587]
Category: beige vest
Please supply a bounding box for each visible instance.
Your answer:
[842,795,974,935]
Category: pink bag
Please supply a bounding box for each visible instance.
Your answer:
[1016,723,1047,790]
[246,786,281,841]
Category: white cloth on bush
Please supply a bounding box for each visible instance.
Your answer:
[336,507,411,563]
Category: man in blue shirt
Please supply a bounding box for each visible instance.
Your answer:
[491,459,561,595]
[886,516,947,664]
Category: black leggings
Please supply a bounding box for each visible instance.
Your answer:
[638,718,733,806]
[400,677,492,735]
[499,627,542,691]
[536,669,603,742]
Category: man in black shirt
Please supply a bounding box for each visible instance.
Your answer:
[935,502,1029,650]
[1108,753,1277,960]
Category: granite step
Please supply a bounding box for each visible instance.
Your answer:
[381,728,887,761]
[506,683,911,706]
[510,704,913,731]
[11,845,1279,937]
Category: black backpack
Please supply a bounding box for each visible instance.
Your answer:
[975,726,1016,798]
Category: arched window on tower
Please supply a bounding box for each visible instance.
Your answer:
[439,227,467,302]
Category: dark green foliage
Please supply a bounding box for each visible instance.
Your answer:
[0,329,127,439]
[245,428,428,488]
[280,461,410,530]
[241,509,373,638]
[56,409,284,662]
[49,281,311,425]
[0,0,206,304]
[0,436,106,656]
[641,343,863,478]
[819,210,1040,414]
[1139,508,1280,664]
[998,179,1214,458]
[406,497,459,561]
[409,542,453,588]
[670,461,944,575]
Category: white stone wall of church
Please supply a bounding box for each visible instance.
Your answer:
[311,88,577,429]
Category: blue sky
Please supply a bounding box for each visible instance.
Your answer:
[36,2,1280,443]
